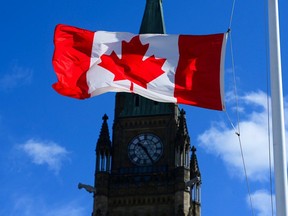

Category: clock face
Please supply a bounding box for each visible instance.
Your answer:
[128,133,163,166]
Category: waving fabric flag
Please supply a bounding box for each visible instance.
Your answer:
[52,24,227,110]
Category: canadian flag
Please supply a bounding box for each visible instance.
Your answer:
[52,24,227,110]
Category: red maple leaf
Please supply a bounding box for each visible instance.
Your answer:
[98,36,166,90]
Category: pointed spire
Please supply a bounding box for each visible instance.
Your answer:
[189,146,201,214]
[176,109,190,150]
[96,114,111,154]
[190,146,201,180]
[139,0,166,34]
[179,109,189,136]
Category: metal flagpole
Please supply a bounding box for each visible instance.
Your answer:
[268,0,288,215]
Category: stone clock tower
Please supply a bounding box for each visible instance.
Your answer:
[91,0,202,215]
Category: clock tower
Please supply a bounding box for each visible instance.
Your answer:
[92,0,201,215]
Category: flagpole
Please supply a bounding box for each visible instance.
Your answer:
[268,0,288,215]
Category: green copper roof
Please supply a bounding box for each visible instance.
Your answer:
[116,0,176,118]
[117,94,175,117]
[139,0,166,34]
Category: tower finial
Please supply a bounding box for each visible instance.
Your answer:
[191,146,196,154]
[102,113,108,121]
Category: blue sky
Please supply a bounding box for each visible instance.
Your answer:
[0,0,287,216]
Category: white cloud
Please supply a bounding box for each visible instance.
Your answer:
[46,203,86,216]
[248,190,275,216]
[19,139,69,174]
[11,195,34,216]
[0,63,33,90]
[7,195,87,216]
[198,91,288,181]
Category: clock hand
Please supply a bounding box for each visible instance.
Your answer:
[138,143,154,162]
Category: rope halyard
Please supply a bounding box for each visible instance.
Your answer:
[228,0,236,30]
[225,1,256,214]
